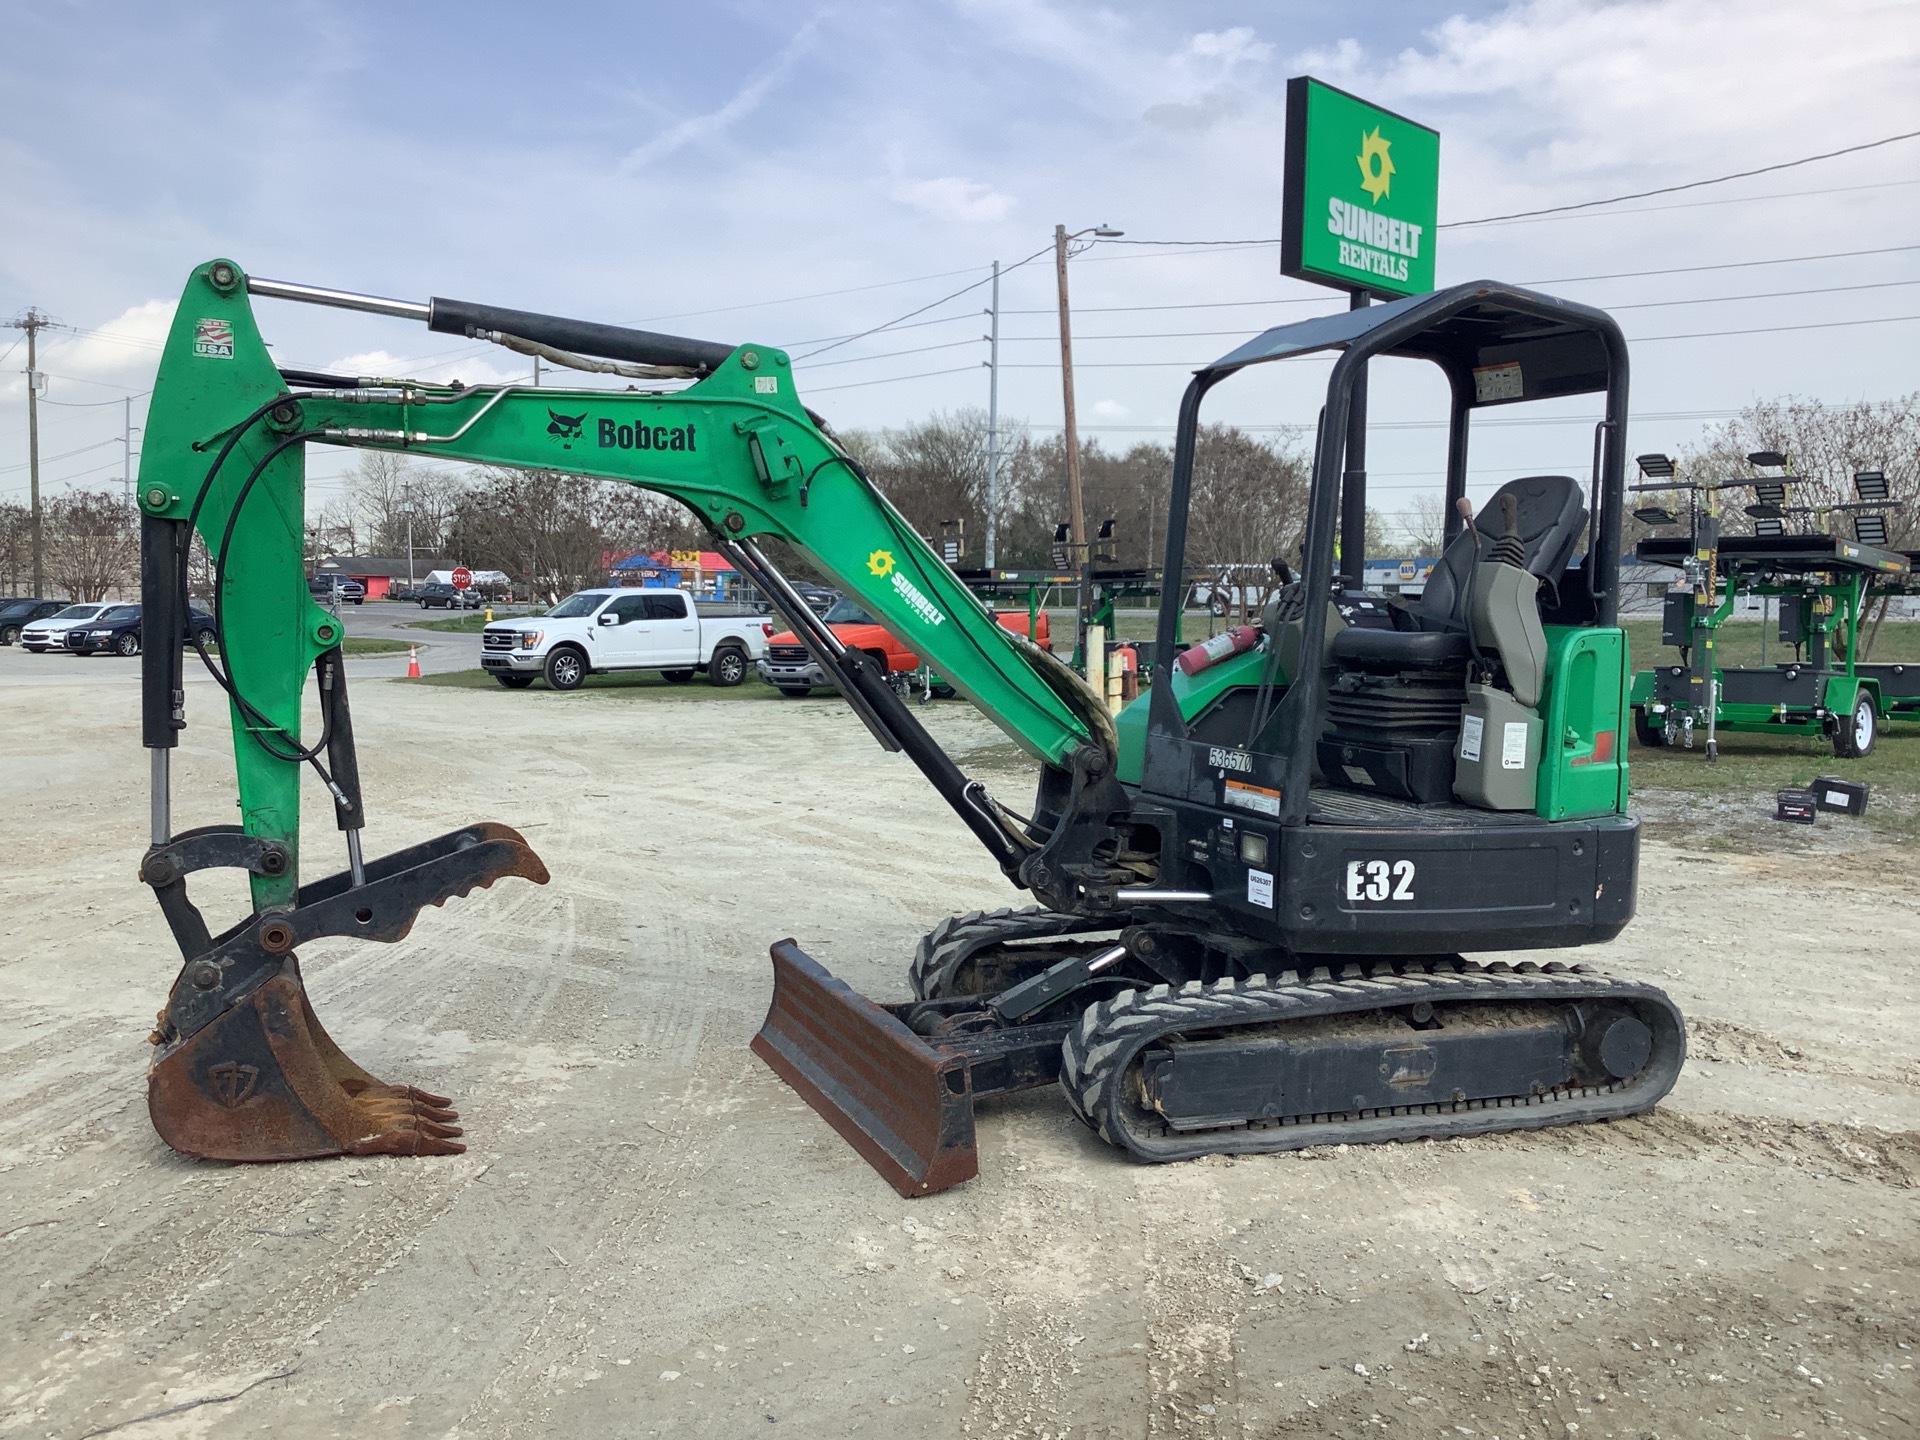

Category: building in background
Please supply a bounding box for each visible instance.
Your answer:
[610,549,740,599]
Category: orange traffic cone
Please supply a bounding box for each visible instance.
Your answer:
[406,645,421,679]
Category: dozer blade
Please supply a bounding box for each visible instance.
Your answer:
[752,941,979,1198]
[147,821,548,1162]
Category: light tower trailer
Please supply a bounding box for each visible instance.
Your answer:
[1630,532,1910,758]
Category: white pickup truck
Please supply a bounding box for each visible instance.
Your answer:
[480,588,771,691]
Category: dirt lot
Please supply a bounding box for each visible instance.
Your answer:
[2,651,1916,1439]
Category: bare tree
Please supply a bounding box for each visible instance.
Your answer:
[445,468,688,597]
[0,502,33,596]
[1680,394,1920,547]
[1182,424,1311,572]
[44,490,138,600]
[1387,494,1448,556]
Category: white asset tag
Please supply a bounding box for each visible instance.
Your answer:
[1460,713,1484,761]
[1501,721,1529,770]
[1247,869,1274,908]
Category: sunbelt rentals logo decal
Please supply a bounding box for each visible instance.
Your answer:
[868,549,945,628]
[1328,125,1423,285]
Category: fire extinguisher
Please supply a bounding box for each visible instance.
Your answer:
[1174,625,1260,677]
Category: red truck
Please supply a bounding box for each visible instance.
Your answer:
[757,596,1050,698]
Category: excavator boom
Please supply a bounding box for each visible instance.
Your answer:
[134,259,1113,1164]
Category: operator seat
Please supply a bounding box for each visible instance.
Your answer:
[1318,475,1587,804]
[1330,475,1587,671]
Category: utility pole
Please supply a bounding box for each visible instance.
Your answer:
[983,260,1000,570]
[8,309,53,596]
[1053,223,1122,663]
[1054,225,1089,661]
[533,354,542,387]
[122,395,141,510]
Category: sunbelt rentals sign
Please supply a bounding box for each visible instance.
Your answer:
[1281,76,1440,299]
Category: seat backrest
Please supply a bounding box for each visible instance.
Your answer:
[1416,475,1587,630]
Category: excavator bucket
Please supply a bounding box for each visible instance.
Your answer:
[146,822,549,1162]
[752,941,979,1197]
[148,966,470,1160]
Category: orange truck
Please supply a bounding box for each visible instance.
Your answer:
[758,595,1050,698]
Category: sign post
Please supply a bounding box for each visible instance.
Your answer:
[1281,76,1440,585]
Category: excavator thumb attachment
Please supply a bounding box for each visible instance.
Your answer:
[146,822,548,1162]
[752,942,979,1197]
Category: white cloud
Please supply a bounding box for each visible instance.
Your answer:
[891,176,1016,225]
[1091,398,1130,419]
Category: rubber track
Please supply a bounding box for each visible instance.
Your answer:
[1058,959,1686,1160]
[909,906,1130,1000]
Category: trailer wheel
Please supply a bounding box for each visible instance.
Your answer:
[708,646,747,687]
[544,647,588,691]
[1833,692,1877,758]
[662,669,695,684]
[1632,708,1667,747]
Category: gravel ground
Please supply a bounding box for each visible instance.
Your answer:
[1,648,1914,1439]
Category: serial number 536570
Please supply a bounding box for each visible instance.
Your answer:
[1344,859,1416,902]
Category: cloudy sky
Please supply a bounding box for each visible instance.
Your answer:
[3,0,1917,518]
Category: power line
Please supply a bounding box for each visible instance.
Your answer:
[39,389,152,408]
[804,364,983,394]
[1450,176,1920,229]
[1634,312,1920,342]
[805,310,1920,390]
[1445,127,1920,227]
[799,276,1920,360]
[796,244,1054,361]
[798,335,985,370]
[0,437,121,474]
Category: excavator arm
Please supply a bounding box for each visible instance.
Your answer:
[134,258,1126,1164]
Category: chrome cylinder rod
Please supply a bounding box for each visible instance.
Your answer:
[247,277,430,322]
[346,829,367,889]
[149,750,170,847]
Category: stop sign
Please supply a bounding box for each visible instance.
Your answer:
[451,566,473,590]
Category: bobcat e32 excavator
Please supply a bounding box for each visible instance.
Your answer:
[133,260,1682,1191]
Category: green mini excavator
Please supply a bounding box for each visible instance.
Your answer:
[134,260,1683,1191]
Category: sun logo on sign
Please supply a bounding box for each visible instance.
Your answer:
[1357,126,1395,204]
[867,549,895,578]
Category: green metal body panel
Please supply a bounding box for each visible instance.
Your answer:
[1535,626,1629,821]
[1114,646,1273,787]
[138,261,1095,894]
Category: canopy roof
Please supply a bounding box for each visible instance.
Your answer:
[1204,280,1622,407]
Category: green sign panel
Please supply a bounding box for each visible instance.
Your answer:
[1281,76,1440,299]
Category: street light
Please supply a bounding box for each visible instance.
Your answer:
[1054,222,1123,669]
